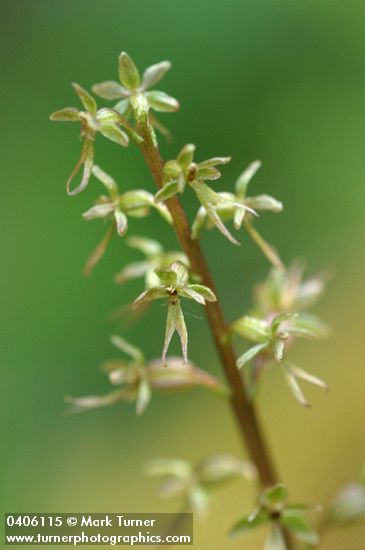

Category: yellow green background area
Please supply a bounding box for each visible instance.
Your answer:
[1,0,365,548]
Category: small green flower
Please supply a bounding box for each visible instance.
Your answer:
[254,260,329,316]
[326,463,365,527]
[230,261,330,405]
[65,335,224,416]
[133,261,216,365]
[50,83,130,195]
[192,160,284,267]
[154,144,254,245]
[231,312,297,364]
[114,235,190,288]
[145,454,256,518]
[230,312,328,407]
[230,483,321,547]
[92,52,179,139]
[82,166,172,276]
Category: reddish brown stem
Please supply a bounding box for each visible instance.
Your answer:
[138,122,292,548]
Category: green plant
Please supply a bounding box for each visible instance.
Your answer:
[51,51,364,549]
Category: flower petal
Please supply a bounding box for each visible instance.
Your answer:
[99,123,129,147]
[163,160,183,182]
[110,334,145,364]
[283,363,311,408]
[272,339,285,362]
[289,364,328,394]
[135,378,152,415]
[205,203,240,244]
[120,189,154,210]
[197,454,257,485]
[152,201,173,224]
[154,180,180,202]
[155,267,178,287]
[193,181,241,245]
[145,91,180,112]
[233,207,246,230]
[281,509,320,545]
[49,107,81,122]
[188,486,211,518]
[197,156,231,169]
[196,166,221,181]
[179,287,206,305]
[271,312,298,333]
[118,52,141,90]
[72,82,97,115]
[133,287,166,309]
[187,284,217,302]
[113,208,127,236]
[66,138,94,196]
[236,343,269,369]
[92,80,129,100]
[263,523,287,550]
[82,202,114,220]
[144,458,192,479]
[127,235,163,257]
[230,508,269,538]
[177,144,196,169]
[171,261,189,287]
[235,160,262,198]
[246,194,283,213]
[65,390,126,412]
[114,260,150,285]
[91,165,119,197]
[230,316,270,343]
[112,100,129,118]
[141,61,172,90]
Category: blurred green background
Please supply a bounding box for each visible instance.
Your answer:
[1,0,365,548]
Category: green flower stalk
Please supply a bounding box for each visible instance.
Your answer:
[133,261,216,365]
